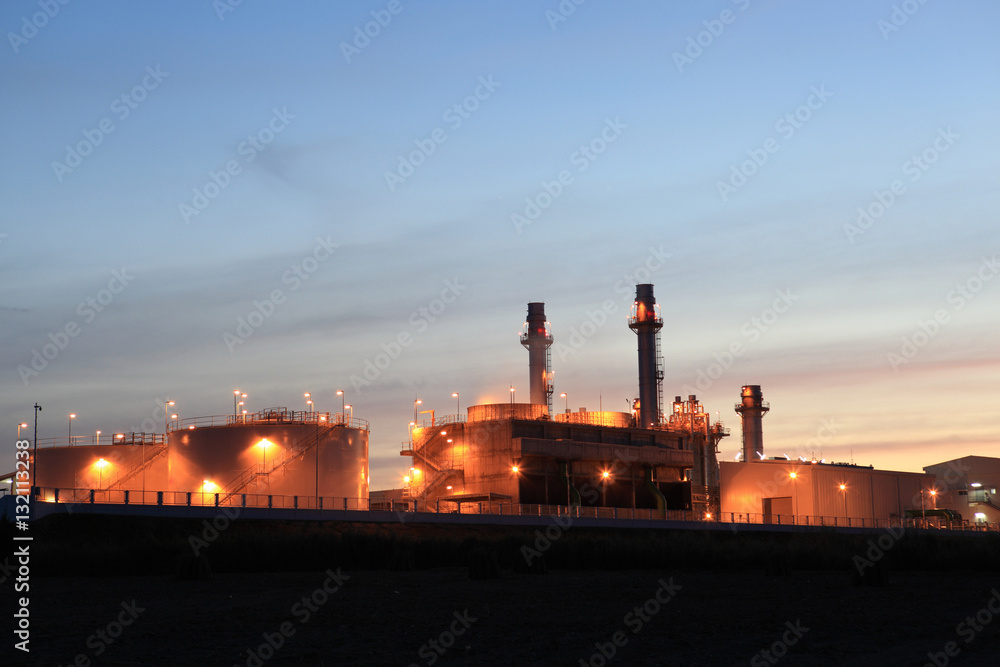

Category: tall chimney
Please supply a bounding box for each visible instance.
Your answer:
[735,385,769,462]
[628,284,663,428]
[520,302,553,410]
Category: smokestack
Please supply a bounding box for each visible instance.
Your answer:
[735,385,769,462]
[628,284,663,428]
[520,302,553,410]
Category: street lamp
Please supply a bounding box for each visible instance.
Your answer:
[789,471,798,522]
[68,413,76,442]
[345,404,353,423]
[17,422,28,439]
[560,392,568,413]
[413,398,421,423]
[165,400,175,433]
[452,392,460,415]
[304,392,312,413]
[838,484,848,522]
[95,429,101,445]
[337,390,345,420]
[510,385,515,404]
[96,458,107,489]
[233,389,241,416]
[601,470,611,506]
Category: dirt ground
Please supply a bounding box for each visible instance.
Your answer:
[7,567,1000,666]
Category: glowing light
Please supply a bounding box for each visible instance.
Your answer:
[929,489,937,497]
[602,471,610,479]
[440,431,447,436]
[511,466,519,473]
[446,485,453,490]
[975,513,987,520]
[403,475,411,484]
[839,484,846,491]
[704,513,712,519]
[412,469,421,477]
[95,458,108,468]
[789,472,798,479]
[202,480,218,492]
[971,482,982,488]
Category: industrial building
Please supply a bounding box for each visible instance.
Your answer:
[399,285,730,517]
[925,455,1000,525]
[27,407,368,507]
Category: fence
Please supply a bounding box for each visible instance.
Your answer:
[28,486,1000,532]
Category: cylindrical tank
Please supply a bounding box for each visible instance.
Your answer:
[168,420,368,500]
[629,284,663,428]
[467,403,548,422]
[735,385,769,462]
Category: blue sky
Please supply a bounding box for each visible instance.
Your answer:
[2,0,998,489]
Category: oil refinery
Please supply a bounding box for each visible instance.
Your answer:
[8,283,997,530]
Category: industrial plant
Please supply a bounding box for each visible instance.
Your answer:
[8,283,998,530]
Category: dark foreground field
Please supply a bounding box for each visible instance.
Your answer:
[4,515,1000,666]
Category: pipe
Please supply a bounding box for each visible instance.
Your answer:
[559,461,581,507]
[734,385,769,462]
[520,303,553,408]
[629,285,663,428]
[643,466,667,518]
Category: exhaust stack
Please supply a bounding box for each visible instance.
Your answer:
[520,302,553,412]
[628,284,664,428]
[735,385,769,462]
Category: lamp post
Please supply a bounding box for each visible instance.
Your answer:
[32,404,41,495]
[337,390,345,422]
[95,429,101,445]
[233,389,241,417]
[560,392,567,413]
[789,471,798,523]
[68,413,76,443]
[165,401,175,433]
[839,484,848,524]
[304,392,312,414]
[17,422,28,440]
[601,470,611,507]
[509,385,515,405]
[413,398,421,423]
[452,392,460,416]
[97,458,107,489]
[345,404,353,423]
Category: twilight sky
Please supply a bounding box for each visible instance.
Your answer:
[2,0,997,490]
